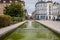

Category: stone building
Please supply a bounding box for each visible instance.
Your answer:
[32,0,60,20]
[52,2,60,19]
[0,0,25,14]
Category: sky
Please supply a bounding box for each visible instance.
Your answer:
[22,0,60,15]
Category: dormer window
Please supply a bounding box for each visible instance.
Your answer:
[15,1,18,3]
[10,1,12,3]
[3,1,6,3]
[0,0,1,1]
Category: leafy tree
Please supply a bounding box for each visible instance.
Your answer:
[57,14,60,17]
[4,2,25,17]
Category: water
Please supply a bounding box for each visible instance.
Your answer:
[3,20,60,40]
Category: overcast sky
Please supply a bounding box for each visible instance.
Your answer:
[22,0,60,15]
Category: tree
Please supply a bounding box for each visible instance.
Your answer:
[4,2,25,17]
[57,14,60,17]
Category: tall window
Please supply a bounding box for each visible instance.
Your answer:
[15,1,18,2]
[49,5,51,15]
[10,1,12,3]
[3,1,6,3]
[0,0,1,1]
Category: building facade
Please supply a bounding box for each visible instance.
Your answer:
[0,0,25,15]
[35,1,47,20]
[32,0,60,20]
[52,2,60,19]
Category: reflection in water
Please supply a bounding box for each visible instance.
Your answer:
[26,20,34,29]
[3,20,60,40]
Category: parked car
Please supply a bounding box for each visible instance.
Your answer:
[56,17,60,21]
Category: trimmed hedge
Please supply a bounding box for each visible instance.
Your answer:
[0,15,25,28]
[0,15,11,27]
[11,17,25,23]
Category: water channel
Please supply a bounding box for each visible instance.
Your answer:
[3,20,60,40]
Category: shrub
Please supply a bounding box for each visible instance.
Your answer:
[11,17,20,23]
[0,15,11,27]
[20,17,25,21]
[11,17,25,23]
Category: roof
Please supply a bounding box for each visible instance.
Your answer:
[35,1,46,7]
[36,1,47,5]
[35,1,53,7]
[0,0,25,6]
[52,2,60,6]
[47,1,52,3]
[0,0,21,3]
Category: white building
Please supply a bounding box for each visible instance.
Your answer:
[52,2,60,19]
[32,0,60,20]
[35,1,47,20]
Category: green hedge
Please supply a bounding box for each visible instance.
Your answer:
[0,15,25,28]
[0,15,11,27]
[11,17,25,23]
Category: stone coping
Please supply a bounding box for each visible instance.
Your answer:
[0,20,27,37]
[36,20,60,34]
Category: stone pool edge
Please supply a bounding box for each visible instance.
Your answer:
[35,20,60,34]
[0,20,27,37]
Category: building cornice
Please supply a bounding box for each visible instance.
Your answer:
[35,1,53,7]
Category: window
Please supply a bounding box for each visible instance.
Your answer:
[10,1,12,3]
[0,0,1,1]
[3,1,6,3]
[15,1,18,2]
[49,5,52,15]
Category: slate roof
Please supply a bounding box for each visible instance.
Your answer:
[35,1,53,6]
[0,0,21,3]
